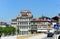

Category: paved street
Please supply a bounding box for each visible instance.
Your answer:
[26,34,54,39]
[26,34,47,39]
[42,37,54,39]
[1,34,46,39]
[0,34,55,39]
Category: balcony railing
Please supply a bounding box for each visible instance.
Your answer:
[18,24,29,26]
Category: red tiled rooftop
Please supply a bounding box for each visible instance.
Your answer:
[0,22,7,25]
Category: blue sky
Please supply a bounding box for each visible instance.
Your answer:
[0,0,60,23]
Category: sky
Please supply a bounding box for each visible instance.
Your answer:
[0,0,60,23]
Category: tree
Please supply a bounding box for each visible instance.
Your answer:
[0,26,16,36]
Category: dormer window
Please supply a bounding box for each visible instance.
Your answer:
[22,16,27,18]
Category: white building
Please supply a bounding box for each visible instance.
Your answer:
[11,10,57,35]
[0,22,8,27]
[11,10,33,35]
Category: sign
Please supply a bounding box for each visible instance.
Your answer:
[54,24,59,29]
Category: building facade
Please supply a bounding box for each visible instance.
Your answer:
[30,16,56,33]
[11,10,33,35]
[11,19,17,28]
[11,10,57,35]
[0,22,8,27]
[17,10,33,35]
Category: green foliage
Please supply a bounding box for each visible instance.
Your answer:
[0,26,16,35]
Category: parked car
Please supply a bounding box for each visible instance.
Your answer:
[47,32,54,37]
[54,31,60,39]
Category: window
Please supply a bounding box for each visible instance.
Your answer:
[31,26,37,30]
[20,19,28,21]
[19,22,28,25]
[20,26,28,29]
[44,18,46,21]
[20,31,28,35]
[22,31,28,35]
[22,16,26,18]
[41,26,47,28]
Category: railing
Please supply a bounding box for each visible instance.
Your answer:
[18,24,29,26]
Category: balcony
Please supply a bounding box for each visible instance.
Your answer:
[18,24,29,26]
[20,29,29,31]
[11,22,17,23]
[17,19,30,21]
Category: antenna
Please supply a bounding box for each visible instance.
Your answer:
[42,11,43,17]
[1,16,3,22]
[42,12,43,16]
[42,10,46,17]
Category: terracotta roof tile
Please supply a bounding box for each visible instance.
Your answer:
[31,18,41,22]
[39,16,50,19]
[0,22,7,25]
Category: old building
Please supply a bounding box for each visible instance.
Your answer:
[30,18,40,34]
[30,16,53,33]
[38,16,51,33]
[17,10,33,35]
[0,22,8,27]
[11,19,17,27]
[11,10,57,35]
[52,14,60,29]
[11,10,33,35]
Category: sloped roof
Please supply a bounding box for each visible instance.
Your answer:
[17,10,33,18]
[52,16,59,21]
[0,22,7,25]
[39,16,50,19]
[31,18,41,22]
[31,18,56,22]
[51,19,57,22]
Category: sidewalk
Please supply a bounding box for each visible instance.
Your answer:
[1,35,16,39]
[25,34,47,39]
[0,33,46,39]
[17,33,44,39]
